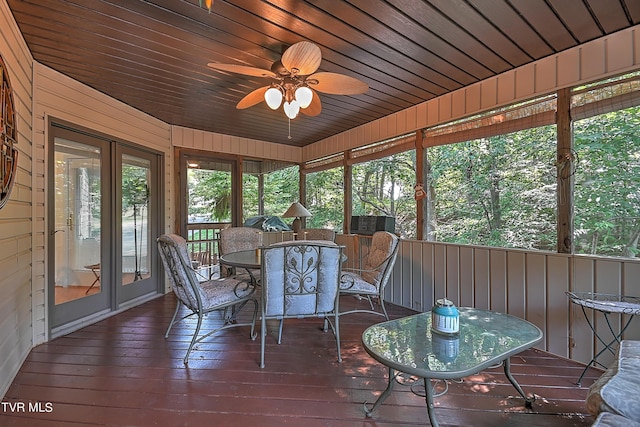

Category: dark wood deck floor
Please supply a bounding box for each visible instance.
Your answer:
[2,294,601,426]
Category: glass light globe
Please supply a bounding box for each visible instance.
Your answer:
[283,100,300,119]
[295,86,313,109]
[264,87,283,110]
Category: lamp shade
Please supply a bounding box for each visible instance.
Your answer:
[264,87,283,110]
[282,202,311,218]
[283,100,300,119]
[295,86,313,109]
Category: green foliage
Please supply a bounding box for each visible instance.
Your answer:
[188,168,231,221]
[573,106,640,257]
[263,165,298,217]
[352,152,416,238]
[122,164,149,211]
[428,126,557,250]
[184,103,640,259]
[306,168,344,230]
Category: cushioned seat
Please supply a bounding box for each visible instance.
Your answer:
[587,340,640,425]
[339,231,399,320]
[592,412,640,427]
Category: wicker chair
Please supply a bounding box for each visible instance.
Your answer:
[297,228,336,242]
[259,241,343,368]
[339,231,399,320]
[157,234,258,364]
[219,227,263,281]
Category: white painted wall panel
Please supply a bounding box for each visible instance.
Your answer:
[546,255,570,355]
[497,72,516,105]
[515,64,536,100]
[0,0,33,399]
[507,251,526,318]
[607,30,635,72]
[489,250,507,311]
[31,62,174,368]
[526,253,547,337]
[172,126,302,164]
[581,39,607,81]
[465,84,481,116]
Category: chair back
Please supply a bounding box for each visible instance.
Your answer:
[362,231,399,289]
[220,227,263,255]
[157,234,205,312]
[261,242,342,317]
[298,228,336,242]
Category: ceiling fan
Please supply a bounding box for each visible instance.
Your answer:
[207,41,369,121]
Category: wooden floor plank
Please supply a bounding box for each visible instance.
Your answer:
[1,294,601,426]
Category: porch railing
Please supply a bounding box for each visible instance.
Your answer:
[185,222,231,267]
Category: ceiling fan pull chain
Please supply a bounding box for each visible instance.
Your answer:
[288,118,292,140]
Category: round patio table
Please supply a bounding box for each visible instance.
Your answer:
[566,291,640,385]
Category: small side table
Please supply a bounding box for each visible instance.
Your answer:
[566,291,640,385]
[85,263,101,294]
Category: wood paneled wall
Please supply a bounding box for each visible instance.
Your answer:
[385,239,640,368]
[262,231,640,367]
[31,63,173,348]
[172,125,302,164]
[303,25,640,162]
[0,0,33,398]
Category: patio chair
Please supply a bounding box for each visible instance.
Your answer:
[298,228,336,242]
[339,231,399,320]
[219,226,263,280]
[260,241,343,368]
[157,234,258,365]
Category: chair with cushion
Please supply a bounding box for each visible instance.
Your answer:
[157,234,258,365]
[339,231,399,320]
[259,241,343,368]
[219,226,263,280]
[298,228,336,242]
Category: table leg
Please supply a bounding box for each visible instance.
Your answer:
[575,306,635,385]
[364,367,396,417]
[504,357,535,408]
[423,377,440,427]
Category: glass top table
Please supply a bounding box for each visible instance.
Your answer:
[219,250,261,283]
[566,291,640,385]
[361,307,543,426]
[219,249,261,270]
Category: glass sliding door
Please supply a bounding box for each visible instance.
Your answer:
[49,125,162,336]
[50,131,111,329]
[117,147,159,303]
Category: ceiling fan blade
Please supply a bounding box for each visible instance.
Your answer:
[207,63,275,78]
[281,41,322,76]
[236,86,269,109]
[301,90,322,116]
[308,72,368,95]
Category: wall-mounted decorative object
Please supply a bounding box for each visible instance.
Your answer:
[0,54,17,210]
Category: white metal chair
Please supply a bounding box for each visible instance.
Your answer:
[219,226,263,280]
[157,234,258,365]
[339,231,399,320]
[259,241,343,368]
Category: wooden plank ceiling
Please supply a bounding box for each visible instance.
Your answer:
[7,0,640,147]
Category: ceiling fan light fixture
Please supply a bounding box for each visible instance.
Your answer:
[295,86,313,109]
[265,86,283,109]
[283,100,300,119]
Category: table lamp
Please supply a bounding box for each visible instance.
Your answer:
[282,202,311,234]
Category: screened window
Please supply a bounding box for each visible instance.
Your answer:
[572,73,640,258]
[426,126,557,249]
[305,167,344,231]
[352,151,416,239]
[263,164,298,219]
[573,106,640,257]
